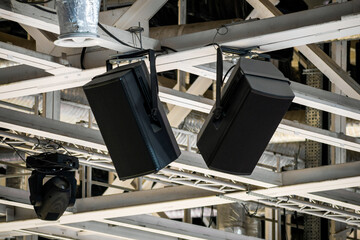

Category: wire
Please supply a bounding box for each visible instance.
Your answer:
[212,25,229,48]
[32,4,56,14]
[284,208,288,240]
[1,141,64,174]
[98,22,141,50]
[15,0,53,4]
[222,64,236,83]
[2,141,27,163]
[241,202,259,217]
[161,46,178,53]
[208,205,214,228]
[81,47,87,70]
[46,140,73,156]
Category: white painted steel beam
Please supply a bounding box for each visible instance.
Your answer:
[297,44,360,100]
[99,216,262,240]
[114,0,167,29]
[167,77,213,127]
[290,81,360,121]
[0,65,50,84]
[0,41,73,74]
[62,221,178,240]
[0,106,280,188]
[246,0,280,19]
[4,64,359,124]
[0,186,228,232]
[244,0,360,100]
[0,187,259,240]
[0,0,159,52]
[278,119,360,153]
[168,63,360,121]
[99,7,130,26]
[0,67,105,100]
[158,86,213,113]
[1,160,360,232]
[160,1,360,51]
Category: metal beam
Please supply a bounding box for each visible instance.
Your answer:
[0,186,228,232]
[0,0,159,52]
[278,119,360,153]
[245,0,360,100]
[0,187,259,240]
[0,41,73,74]
[113,0,167,29]
[297,44,360,100]
[167,63,360,121]
[1,105,359,185]
[98,215,262,240]
[158,86,213,113]
[62,221,177,240]
[160,1,360,51]
[167,77,213,127]
[246,0,280,19]
[0,67,105,100]
[0,65,50,84]
[99,7,130,26]
[1,160,360,232]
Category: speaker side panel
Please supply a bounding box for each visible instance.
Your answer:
[84,72,155,179]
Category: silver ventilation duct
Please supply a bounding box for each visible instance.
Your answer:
[54,0,101,47]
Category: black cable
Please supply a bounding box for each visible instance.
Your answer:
[212,25,229,47]
[222,64,236,83]
[2,141,27,163]
[208,205,214,228]
[284,208,288,240]
[161,46,178,53]
[32,4,56,14]
[46,140,73,156]
[1,141,64,174]
[81,47,87,70]
[98,22,141,50]
[15,0,53,4]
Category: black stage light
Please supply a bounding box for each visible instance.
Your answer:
[197,48,294,175]
[27,153,79,221]
[83,50,180,180]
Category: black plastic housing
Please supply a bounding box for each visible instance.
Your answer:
[197,58,294,175]
[83,61,180,180]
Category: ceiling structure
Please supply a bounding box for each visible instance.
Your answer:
[0,0,359,239]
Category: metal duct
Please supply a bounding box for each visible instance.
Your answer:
[218,203,263,238]
[165,207,217,219]
[0,148,27,189]
[55,0,101,47]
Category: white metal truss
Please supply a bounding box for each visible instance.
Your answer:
[0,124,283,193]
[148,168,247,193]
[260,197,360,228]
[219,193,360,228]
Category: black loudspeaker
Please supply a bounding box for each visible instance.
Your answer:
[197,57,294,175]
[83,60,180,180]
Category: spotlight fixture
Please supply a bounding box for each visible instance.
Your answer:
[83,50,180,180]
[197,47,294,175]
[27,152,79,221]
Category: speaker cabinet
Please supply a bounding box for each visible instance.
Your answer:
[197,58,294,175]
[83,61,180,180]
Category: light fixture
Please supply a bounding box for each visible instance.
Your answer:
[27,152,79,221]
[197,47,294,175]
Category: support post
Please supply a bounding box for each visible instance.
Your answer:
[86,165,92,197]
[42,91,61,120]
